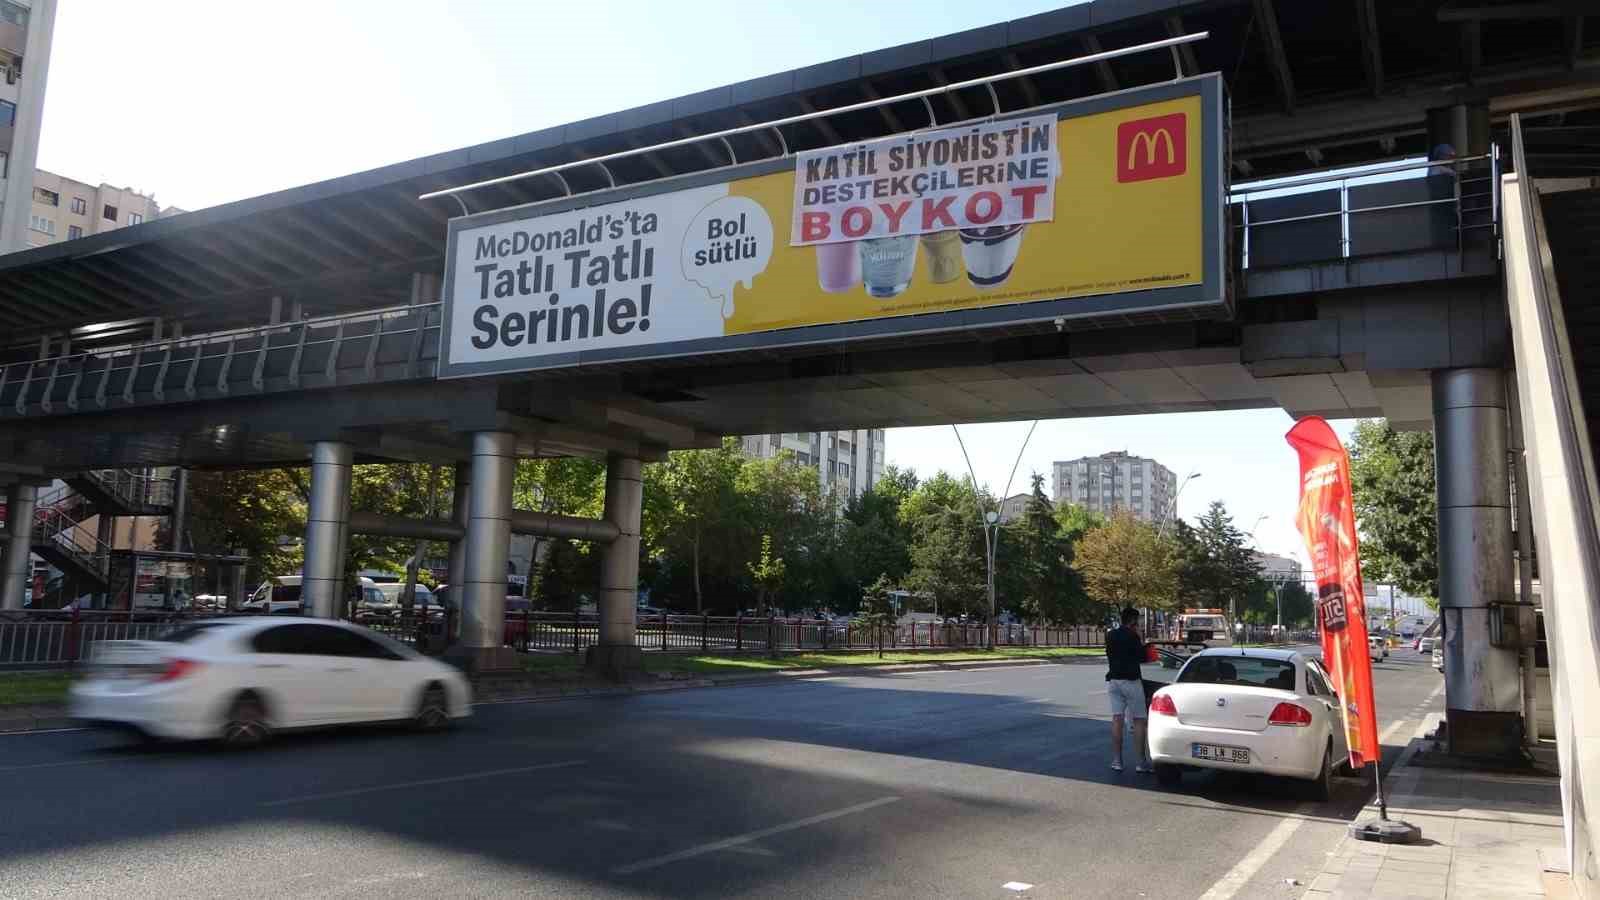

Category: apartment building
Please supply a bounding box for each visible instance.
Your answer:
[740,430,886,500]
[0,0,55,253]
[26,170,176,247]
[1051,451,1177,523]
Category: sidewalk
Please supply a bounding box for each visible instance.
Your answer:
[1304,724,1570,900]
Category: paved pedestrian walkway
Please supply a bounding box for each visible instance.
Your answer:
[1303,723,1570,899]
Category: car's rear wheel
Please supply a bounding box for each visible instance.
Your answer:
[222,694,270,749]
[1154,763,1181,787]
[413,684,451,732]
[1306,744,1333,801]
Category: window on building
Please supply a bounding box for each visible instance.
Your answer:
[66,225,82,240]
[28,215,53,235]
[127,212,144,225]
[70,197,86,215]
[796,451,811,466]
[0,99,15,127]
[0,1,29,27]
[33,188,57,207]
[102,204,118,222]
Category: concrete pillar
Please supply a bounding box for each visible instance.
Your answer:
[1,484,38,610]
[1433,368,1523,756]
[301,442,353,618]
[447,461,470,598]
[587,454,644,678]
[169,468,189,552]
[448,432,517,671]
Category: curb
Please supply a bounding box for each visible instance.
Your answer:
[0,653,1105,731]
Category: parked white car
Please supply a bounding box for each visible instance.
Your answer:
[1147,648,1349,800]
[70,618,471,746]
[1368,634,1389,660]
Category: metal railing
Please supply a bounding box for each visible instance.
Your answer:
[29,505,110,582]
[80,468,176,510]
[0,608,1110,668]
[1231,148,1500,270]
[0,302,443,417]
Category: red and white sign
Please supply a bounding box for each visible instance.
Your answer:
[791,118,1058,246]
[1287,416,1382,769]
[1116,113,1187,183]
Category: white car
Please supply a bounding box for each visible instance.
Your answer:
[71,618,471,747]
[1147,648,1349,799]
[1368,635,1389,660]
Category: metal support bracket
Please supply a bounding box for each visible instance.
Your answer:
[217,337,237,395]
[287,322,307,388]
[363,316,382,379]
[152,345,173,402]
[94,356,112,409]
[251,333,269,391]
[65,360,84,411]
[325,319,346,382]
[182,345,201,400]
[122,348,142,405]
[40,358,60,414]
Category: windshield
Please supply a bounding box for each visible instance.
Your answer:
[1183,617,1225,630]
[1178,655,1298,691]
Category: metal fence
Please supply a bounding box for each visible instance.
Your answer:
[0,608,1109,669]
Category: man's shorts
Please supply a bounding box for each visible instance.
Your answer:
[1107,678,1146,720]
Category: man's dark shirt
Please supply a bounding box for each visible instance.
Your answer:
[1105,625,1144,681]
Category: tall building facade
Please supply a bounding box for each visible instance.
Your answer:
[26,170,176,248]
[740,429,886,500]
[1051,451,1177,523]
[0,0,56,253]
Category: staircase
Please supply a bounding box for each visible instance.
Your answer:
[27,469,176,593]
[1529,125,1600,460]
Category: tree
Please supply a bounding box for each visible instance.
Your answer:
[1180,501,1262,618]
[647,440,743,613]
[839,466,918,600]
[1075,512,1178,615]
[997,474,1092,624]
[746,534,788,617]
[856,573,897,659]
[513,457,606,607]
[902,472,988,618]
[737,451,833,613]
[184,468,306,588]
[1348,419,1439,603]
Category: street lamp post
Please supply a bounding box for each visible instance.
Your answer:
[1156,471,1202,539]
[952,421,1039,651]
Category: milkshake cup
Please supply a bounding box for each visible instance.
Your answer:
[919,230,964,284]
[959,225,1026,288]
[814,241,861,293]
[859,235,918,298]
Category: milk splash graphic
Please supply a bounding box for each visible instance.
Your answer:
[681,196,773,319]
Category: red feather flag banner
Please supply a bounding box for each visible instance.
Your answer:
[1287,416,1381,768]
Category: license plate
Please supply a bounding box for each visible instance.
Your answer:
[1191,743,1250,764]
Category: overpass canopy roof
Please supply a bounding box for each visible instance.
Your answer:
[1,0,1595,356]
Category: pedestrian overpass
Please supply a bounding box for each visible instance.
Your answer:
[0,3,1598,889]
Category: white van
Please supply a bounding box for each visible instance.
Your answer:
[244,575,380,615]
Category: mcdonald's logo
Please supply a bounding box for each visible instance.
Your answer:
[1116,113,1187,182]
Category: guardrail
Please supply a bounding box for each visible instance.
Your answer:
[0,608,1110,669]
[0,302,443,418]
[1230,149,1500,270]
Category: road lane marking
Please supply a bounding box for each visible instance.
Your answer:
[1196,802,1315,900]
[946,680,998,687]
[261,760,583,807]
[612,796,902,875]
[0,727,87,737]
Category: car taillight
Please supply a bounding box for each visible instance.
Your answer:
[1149,693,1177,716]
[1268,702,1313,726]
[154,658,202,682]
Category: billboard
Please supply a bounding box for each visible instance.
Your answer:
[440,76,1224,378]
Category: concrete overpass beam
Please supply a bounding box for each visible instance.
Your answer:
[1,483,39,610]
[588,454,644,679]
[1432,367,1523,757]
[302,442,353,619]
[448,431,519,672]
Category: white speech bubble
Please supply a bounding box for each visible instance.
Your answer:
[681,195,774,319]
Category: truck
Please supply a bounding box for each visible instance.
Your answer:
[1150,608,1236,667]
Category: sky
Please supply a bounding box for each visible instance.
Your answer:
[33,0,1364,571]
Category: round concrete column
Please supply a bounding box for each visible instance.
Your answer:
[1432,368,1523,756]
[458,432,513,653]
[446,461,470,603]
[588,454,643,677]
[1,483,39,610]
[301,442,353,618]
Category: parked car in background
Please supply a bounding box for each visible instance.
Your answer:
[1432,646,1444,672]
[245,576,380,616]
[1368,634,1389,661]
[1147,648,1348,800]
[71,618,470,746]
[1416,635,1437,653]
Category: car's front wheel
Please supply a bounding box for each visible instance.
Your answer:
[222,694,270,749]
[413,683,452,732]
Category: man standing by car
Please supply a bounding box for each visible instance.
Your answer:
[1106,606,1152,774]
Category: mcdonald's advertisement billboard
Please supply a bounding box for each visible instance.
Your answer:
[440,75,1225,378]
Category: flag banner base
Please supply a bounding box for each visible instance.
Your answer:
[1349,818,1423,844]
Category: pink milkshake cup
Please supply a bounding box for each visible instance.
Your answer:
[814,241,861,293]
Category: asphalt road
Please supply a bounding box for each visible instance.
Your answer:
[0,646,1444,899]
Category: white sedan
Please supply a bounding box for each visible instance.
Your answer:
[71,618,472,747]
[1147,648,1348,799]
